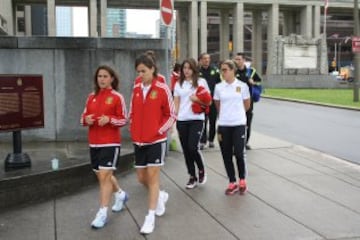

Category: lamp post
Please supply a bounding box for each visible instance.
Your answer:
[354,0,360,101]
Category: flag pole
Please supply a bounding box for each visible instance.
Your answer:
[354,0,360,102]
[321,0,329,75]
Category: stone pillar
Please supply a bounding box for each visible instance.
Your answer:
[24,5,31,36]
[301,5,312,39]
[266,3,279,75]
[200,1,207,54]
[252,10,263,75]
[313,5,321,38]
[220,9,230,60]
[189,1,198,58]
[283,11,296,36]
[177,8,188,62]
[232,2,244,55]
[47,0,56,36]
[89,0,97,37]
[100,0,107,37]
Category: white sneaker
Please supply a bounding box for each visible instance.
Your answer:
[112,191,128,212]
[140,215,155,234]
[155,191,169,216]
[91,210,107,229]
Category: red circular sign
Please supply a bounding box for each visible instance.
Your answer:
[161,0,173,26]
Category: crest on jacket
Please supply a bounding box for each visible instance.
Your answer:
[150,90,158,99]
[105,97,113,104]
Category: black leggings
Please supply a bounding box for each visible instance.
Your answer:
[246,111,253,143]
[217,125,247,183]
[177,120,205,177]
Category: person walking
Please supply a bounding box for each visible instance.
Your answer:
[198,53,221,149]
[80,65,129,229]
[170,62,181,95]
[173,58,211,189]
[129,54,176,234]
[234,53,262,150]
[134,50,166,85]
[213,60,250,195]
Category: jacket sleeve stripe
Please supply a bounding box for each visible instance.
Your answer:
[157,82,176,134]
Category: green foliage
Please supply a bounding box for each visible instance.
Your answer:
[263,89,360,109]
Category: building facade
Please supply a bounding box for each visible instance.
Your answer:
[106,8,126,37]
[0,0,358,74]
[56,7,72,36]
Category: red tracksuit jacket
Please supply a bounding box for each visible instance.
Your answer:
[129,79,176,145]
[80,88,127,147]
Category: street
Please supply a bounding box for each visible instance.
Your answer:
[253,98,360,164]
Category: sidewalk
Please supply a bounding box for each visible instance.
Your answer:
[1,132,360,240]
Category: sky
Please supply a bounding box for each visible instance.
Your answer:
[69,7,160,37]
[72,7,88,37]
[127,9,160,36]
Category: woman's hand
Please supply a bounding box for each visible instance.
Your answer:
[190,94,199,102]
[98,115,110,126]
[85,114,95,125]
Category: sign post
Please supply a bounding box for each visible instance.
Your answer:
[160,0,173,155]
[160,0,174,84]
[0,75,44,171]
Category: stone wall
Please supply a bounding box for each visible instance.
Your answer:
[264,75,351,89]
[0,37,168,141]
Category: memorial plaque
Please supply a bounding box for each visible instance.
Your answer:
[0,75,44,132]
[284,45,317,69]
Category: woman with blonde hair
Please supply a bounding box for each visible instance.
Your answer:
[213,60,250,195]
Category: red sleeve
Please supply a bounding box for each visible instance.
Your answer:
[158,85,177,134]
[170,73,177,91]
[80,94,92,126]
[108,94,127,127]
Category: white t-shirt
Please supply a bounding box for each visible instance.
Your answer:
[141,83,151,99]
[174,78,210,121]
[213,79,250,126]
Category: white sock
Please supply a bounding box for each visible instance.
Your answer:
[99,206,108,215]
[148,209,156,218]
[116,189,126,198]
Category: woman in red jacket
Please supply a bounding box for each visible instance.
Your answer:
[80,65,128,229]
[129,54,176,234]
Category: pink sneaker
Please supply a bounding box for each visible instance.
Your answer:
[225,182,239,195]
[239,179,247,194]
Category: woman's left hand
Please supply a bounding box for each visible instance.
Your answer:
[190,94,198,102]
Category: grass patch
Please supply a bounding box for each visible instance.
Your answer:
[262,89,360,109]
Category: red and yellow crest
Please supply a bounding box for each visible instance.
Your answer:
[105,97,113,104]
[150,90,158,99]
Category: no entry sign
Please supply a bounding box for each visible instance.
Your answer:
[352,36,360,53]
[160,0,174,26]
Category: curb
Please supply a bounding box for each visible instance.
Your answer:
[262,95,360,111]
[0,152,134,211]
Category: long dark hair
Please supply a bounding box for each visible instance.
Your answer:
[93,65,119,95]
[135,54,158,78]
[179,58,199,88]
